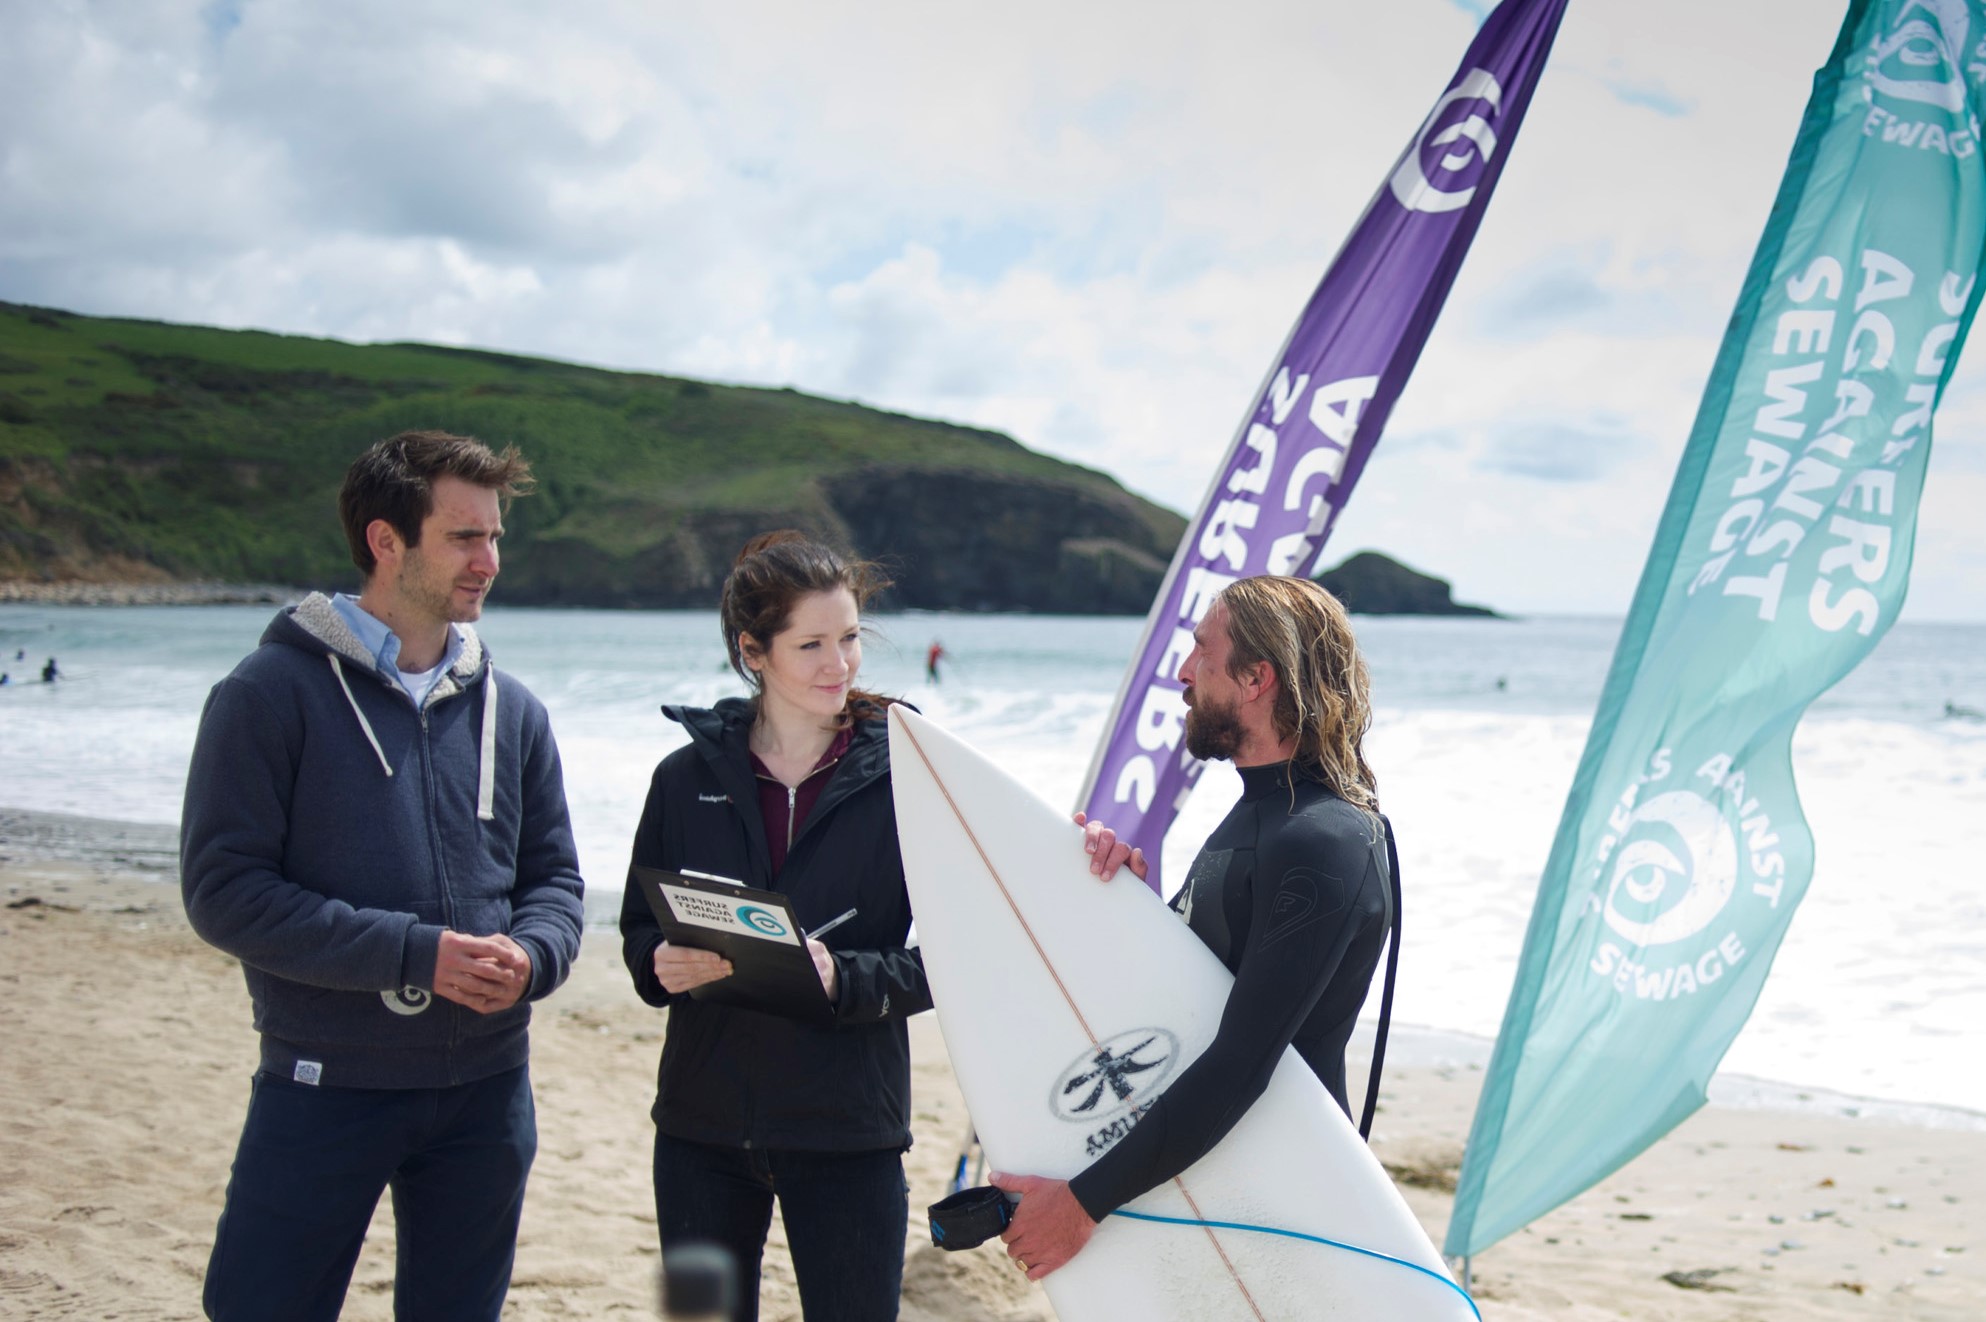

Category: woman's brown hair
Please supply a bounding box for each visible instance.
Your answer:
[719,530,897,723]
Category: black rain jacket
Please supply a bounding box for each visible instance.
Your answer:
[619,697,931,1152]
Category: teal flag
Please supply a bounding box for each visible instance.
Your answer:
[1447,0,1986,1259]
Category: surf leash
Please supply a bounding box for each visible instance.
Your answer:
[1108,1209,1481,1320]
[1358,815,1405,1142]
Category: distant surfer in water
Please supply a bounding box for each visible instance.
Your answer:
[992,575,1394,1281]
[926,639,945,683]
[620,531,933,1322]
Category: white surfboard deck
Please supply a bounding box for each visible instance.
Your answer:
[890,705,1475,1321]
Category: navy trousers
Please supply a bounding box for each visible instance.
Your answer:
[654,1132,909,1322]
[203,1065,537,1322]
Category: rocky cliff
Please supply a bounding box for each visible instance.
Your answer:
[0,302,1184,613]
[1314,550,1499,616]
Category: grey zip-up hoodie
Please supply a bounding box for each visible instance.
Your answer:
[181,593,585,1090]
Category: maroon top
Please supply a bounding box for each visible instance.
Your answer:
[751,725,855,877]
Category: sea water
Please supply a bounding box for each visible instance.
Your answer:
[2,604,1982,1119]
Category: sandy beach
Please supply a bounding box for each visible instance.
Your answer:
[1,807,1979,1320]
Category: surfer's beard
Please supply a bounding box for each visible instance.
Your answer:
[1183,690,1245,762]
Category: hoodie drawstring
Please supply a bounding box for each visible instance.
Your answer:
[478,669,497,821]
[329,650,494,813]
[328,654,394,778]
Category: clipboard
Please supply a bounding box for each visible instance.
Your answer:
[632,866,836,1024]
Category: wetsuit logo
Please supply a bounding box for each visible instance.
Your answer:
[382,986,432,1016]
[737,905,788,937]
[1390,68,1504,214]
[1050,1029,1178,1124]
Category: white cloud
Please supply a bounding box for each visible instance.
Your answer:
[2,0,1983,619]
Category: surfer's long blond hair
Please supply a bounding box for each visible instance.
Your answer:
[1215,576,1378,814]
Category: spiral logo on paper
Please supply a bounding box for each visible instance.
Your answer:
[1050,1029,1178,1124]
[1861,1,1984,157]
[382,986,432,1016]
[1600,791,1738,948]
[737,905,788,937]
[1389,69,1503,214]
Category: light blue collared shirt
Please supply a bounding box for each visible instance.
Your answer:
[330,593,466,706]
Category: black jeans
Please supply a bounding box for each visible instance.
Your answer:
[203,1065,536,1322]
[654,1131,909,1322]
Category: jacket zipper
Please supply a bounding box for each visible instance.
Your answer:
[754,754,843,858]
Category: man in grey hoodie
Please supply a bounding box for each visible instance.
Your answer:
[181,431,586,1322]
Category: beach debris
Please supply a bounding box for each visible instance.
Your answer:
[1777,1141,1813,1152]
[1887,1197,1909,1209]
[1768,1215,1786,1224]
[1818,1177,1836,1187]
[1780,1239,1805,1251]
[1380,1145,1461,1193]
[1800,1209,1836,1221]
[2,894,77,913]
[1832,1280,1868,1295]
[1661,1268,1735,1292]
[1618,1212,1652,1221]
[1895,1237,1920,1248]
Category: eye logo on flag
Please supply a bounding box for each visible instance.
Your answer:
[1582,748,1771,1007]
[1868,1,1968,106]
[1391,69,1506,213]
[1601,789,1738,949]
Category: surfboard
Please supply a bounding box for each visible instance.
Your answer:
[888,705,1476,1321]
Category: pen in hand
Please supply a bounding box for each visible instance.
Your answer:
[806,908,858,941]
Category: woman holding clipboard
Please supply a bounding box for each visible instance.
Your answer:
[620,530,931,1321]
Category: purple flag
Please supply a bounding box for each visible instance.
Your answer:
[1078,0,1567,890]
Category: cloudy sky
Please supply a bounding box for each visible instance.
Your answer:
[5,0,1984,619]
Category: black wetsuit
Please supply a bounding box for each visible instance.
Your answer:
[1068,760,1393,1221]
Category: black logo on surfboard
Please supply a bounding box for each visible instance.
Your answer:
[1049,1028,1179,1125]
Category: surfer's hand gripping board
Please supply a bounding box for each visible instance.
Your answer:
[888,706,1475,1321]
[1074,811,1149,884]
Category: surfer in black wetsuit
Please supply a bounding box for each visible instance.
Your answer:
[991,575,1393,1281]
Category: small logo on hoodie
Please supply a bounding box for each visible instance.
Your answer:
[382,986,432,1016]
[698,793,731,804]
